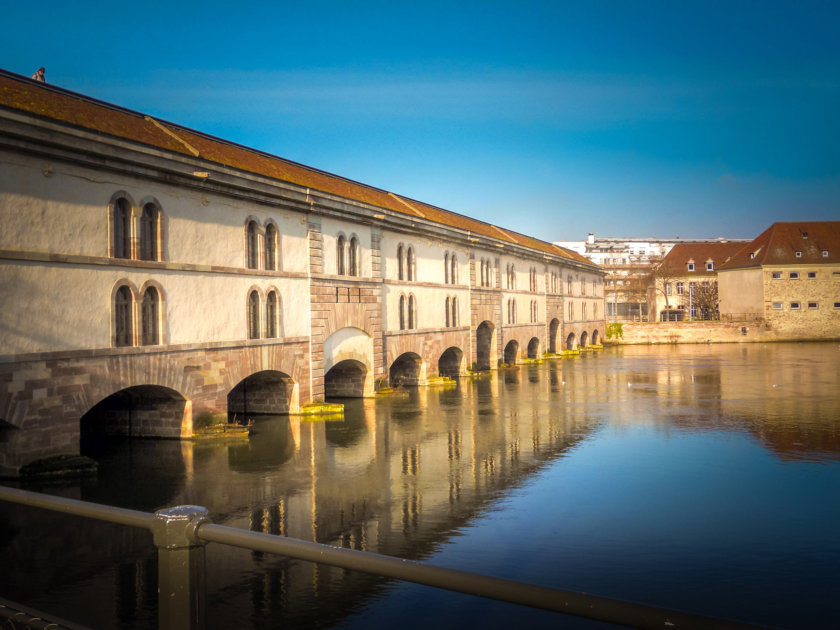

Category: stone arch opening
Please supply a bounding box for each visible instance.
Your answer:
[580,331,589,348]
[566,332,576,351]
[475,321,495,371]
[592,330,600,345]
[80,385,187,448]
[438,346,464,379]
[228,370,296,420]
[527,337,540,359]
[503,340,519,365]
[325,359,368,398]
[389,352,424,387]
[549,318,560,353]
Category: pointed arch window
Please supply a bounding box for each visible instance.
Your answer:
[337,235,346,275]
[407,247,415,281]
[451,296,458,327]
[141,287,160,345]
[408,294,416,329]
[445,253,450,284]
[398,244,406,280]
[349,236,360,276]
[248,290,260,339]
[445,296,451,327]
[113,198,131,259]
[247,221,259,269]
[265,223,278,271]
[114,286,133,347]
[399,294,406,330]
[139,203,159,261]
[266,290,278,338]
[450,254,457,285]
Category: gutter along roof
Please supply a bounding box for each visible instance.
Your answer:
[0,69,592,267]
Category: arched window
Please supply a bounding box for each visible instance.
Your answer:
[266,290,278,338]
[141,287,159,345]
[337,235,346,275]
[451,296,458,327]
[114,285,133,347]
[398,244,405,280]
[445,296,451,327]
[113,198,131,259]
[582,302,588,320]
[139,203,159,261]
[567,276,573,295]
[445,253,450,284]
[265,223,277,271]
[349,236,359,276]
[399,295,406,330]
[248,290,260,339]
[247,221,259,269]
[450,254,457,285]
[407,247,415,281]
[408,294,416,329]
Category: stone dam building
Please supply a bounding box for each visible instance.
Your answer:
[0,69,605,476]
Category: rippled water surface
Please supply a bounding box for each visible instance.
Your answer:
[2,343,839,628]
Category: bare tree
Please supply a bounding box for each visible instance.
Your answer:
[682,281,719,320]
[650,257,679,314]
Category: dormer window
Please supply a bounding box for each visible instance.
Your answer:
[795,251,802,258]
[687,262,695,272]
[705,261,714,271]
[823,250,830,257]
[749,253,755,260]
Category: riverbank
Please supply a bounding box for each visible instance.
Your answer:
[605,321,840,344]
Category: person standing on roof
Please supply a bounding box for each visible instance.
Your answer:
[31,67,45,82]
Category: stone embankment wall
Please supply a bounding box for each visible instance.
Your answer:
[607,321,840,344]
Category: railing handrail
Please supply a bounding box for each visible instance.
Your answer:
[0,485,767,630]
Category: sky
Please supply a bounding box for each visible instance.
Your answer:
[2,1,839,242]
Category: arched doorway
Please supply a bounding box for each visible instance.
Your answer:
[527,337,540,359]
[81,385,187,443]
[228,370,296,419]
[438,347,463,379]
[580,331,588,348]
[325,359,368,398]
[565,332,576,351]
[503,340,519,365]
[548,318,560,353]
[592,330,600,345]
[476,321,495,371]
[390,352,424,387]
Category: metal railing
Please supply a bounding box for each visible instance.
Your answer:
[0,485,766,630]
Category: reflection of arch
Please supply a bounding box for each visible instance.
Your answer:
[81,385,187,442]
[566,332,576,351]
[549,318,560,353]
[476,321,494,371]
[438,346,464,379]
[390,352,423,387]
[228,370,296,418]
[325,359,368,398]
[527,337,540,359]
[580,331,588,348]
[592,329,600,345]
[503,340,519,365]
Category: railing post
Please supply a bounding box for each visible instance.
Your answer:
[152,506,209,630]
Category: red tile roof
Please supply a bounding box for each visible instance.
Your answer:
[658,242,749,274]
[0,70,592,266]
[717,221,840,269]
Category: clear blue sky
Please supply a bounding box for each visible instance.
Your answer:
[3,1,838,241]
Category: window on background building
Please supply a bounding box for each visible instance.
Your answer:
[808,272,816,278]
[790,272,799,279]
[139,203,159,261]
[823,250,830,257]
[580,278,586,296]
[772,272,782,279]
[808,302,818,309]
[247,221,259,269]
[264,223,277,271]
[582,302,587,320]
[687,262,695,272]
[795,251,802,258]
[567,276,573,294]
[772,302,783,310]
[141,287,159,346]
[113,198,131,259]
[349,237,360,276]
[834,302,840,309]
[337,235,346,275]
[114,286,133,347]
[677,282,684,295]
[666,283,672,295]
[706,261,714,271]
[790,302,801,310]
[266,291,278,338]
[530,268,537,292]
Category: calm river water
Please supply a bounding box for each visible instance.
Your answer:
[2,343,839,629]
